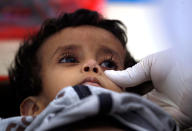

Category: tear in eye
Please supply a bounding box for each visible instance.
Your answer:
[59,56,78,63]
[100,60,117,69]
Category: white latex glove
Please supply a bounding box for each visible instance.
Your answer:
[104,50,192,129]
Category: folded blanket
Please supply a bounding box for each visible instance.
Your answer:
[0,85,178,131]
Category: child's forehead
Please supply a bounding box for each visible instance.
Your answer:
[38,25,126,60]
[46,25,120,43]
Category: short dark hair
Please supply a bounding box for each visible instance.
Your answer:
[8,9,136,114]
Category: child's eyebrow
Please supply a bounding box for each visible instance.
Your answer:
[51,44,81,58]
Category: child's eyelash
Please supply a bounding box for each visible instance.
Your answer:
[101,55,119,68]
[103,55,116,62]
[57,52,77,63]
[61,52,74,57]
[57,53,120,69]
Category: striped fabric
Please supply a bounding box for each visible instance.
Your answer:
[0,85,178,131]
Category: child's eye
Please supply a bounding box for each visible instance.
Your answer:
[59,56,78,63]
[100,60,117,70]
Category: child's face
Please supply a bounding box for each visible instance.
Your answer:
[38,25,126,104]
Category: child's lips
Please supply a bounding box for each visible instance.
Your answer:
[82,82,101,87]
[80,77,102,87]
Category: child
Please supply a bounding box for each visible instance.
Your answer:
[8,8,137,116]
[4,9,177,130]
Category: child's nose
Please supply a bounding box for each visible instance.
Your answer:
[82,59,101,74]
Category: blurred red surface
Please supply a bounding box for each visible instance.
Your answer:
[0,76,8,81]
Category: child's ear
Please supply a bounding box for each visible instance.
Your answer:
[20,96,45,116]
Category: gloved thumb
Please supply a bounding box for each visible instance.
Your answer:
[104,55,154,89]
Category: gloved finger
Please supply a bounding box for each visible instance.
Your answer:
[104,55,154,88]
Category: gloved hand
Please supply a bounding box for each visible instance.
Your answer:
[104,49,192,129]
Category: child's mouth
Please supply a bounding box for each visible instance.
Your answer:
[80,77,102,87]
[82,82,101,87]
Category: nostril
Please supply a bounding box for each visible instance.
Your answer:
[84,67,89,72]
[93,67,98,73]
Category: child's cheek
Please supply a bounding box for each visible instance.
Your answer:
[102,75,124,93]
